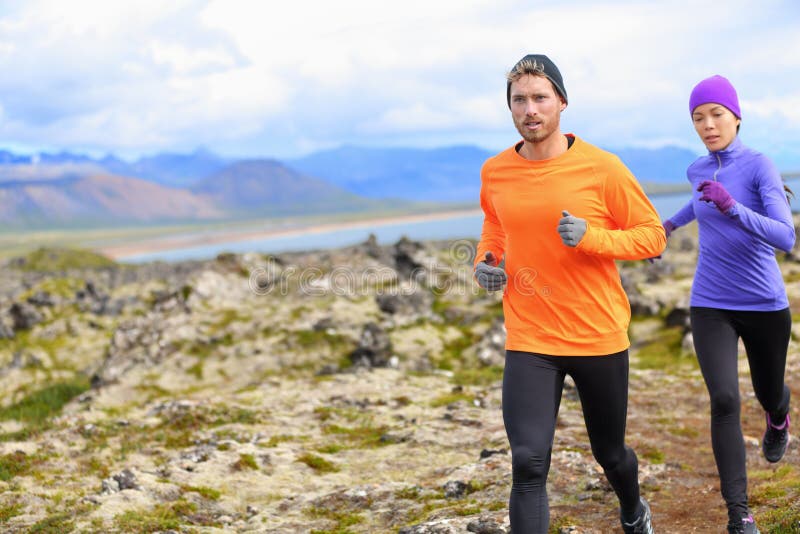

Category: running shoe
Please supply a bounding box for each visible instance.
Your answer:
[727,513,760,534]
[621,497,654,534]
[762,412,790,463]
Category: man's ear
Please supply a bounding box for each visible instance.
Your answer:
[560,97,567,111]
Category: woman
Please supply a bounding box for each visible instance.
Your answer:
[663,75,794,534]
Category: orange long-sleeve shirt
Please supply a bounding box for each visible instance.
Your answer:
[475,135,666,355]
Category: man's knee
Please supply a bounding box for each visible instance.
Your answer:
[593,444,633,473]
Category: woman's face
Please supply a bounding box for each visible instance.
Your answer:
[692,103,741,152]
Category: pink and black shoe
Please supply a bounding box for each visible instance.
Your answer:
[727,513,760,534]
[762,412,790,463]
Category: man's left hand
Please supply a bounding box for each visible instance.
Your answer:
[558,210,587,247]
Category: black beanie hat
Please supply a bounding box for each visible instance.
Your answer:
[506,54,568,108]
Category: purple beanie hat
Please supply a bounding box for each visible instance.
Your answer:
[689,75,741,118]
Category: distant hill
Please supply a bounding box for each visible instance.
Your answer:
[0,143,706,227]
[192,159,381,216]
[288,144,701,202]
[288,145,492,202]
[101,148,230,188]
[612,146,698,183]
[0,173,223,227]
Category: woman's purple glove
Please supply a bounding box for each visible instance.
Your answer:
[697,180,736,214]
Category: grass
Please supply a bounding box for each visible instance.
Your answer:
[0,501,24,523]
[631,326,696,370]
[114,502,192,532]
[639,445,666,464]
[181,485,221,501]
[748,464,800,532]
[28,512,75,533]
[187,361,204,380]
[452,365,504,386]
[429,391,475,408]
[321,422,391,449]
[0,377,90,436]
[11,247,116,272]
[306,504,366,533]
[297,453,339,473]
[232,453,259,471]
[395,486,421,500]
[263,433,300,447]
[79,404,264,458]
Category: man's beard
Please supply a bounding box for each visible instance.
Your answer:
[514,115,559,144]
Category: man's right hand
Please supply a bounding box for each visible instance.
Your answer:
[474,252,507,292]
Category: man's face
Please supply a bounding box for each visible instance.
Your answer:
[510,74,565,145]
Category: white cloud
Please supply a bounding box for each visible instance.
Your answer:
[0,0,797,165]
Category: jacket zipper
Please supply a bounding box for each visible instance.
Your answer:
[713,153,722,181]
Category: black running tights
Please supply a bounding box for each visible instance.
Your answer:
[690,306,791,519]
[503,349,641,533]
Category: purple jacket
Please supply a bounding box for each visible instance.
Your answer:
[668,136,795,311]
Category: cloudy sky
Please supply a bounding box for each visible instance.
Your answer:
[1,0,799,168]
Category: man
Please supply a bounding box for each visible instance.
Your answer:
[474,54,665,533]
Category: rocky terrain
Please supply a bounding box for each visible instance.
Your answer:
[0,225,799,533]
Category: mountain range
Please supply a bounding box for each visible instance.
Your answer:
[0,143,706,228]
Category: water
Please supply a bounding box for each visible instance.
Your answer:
[122,180,800,263]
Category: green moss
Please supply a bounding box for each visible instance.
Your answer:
[750,483,787,502]
[80,456,111,479]
[87,404,264,455]
[180,284,192,301]
[29,512,75,533]
[316,443,345,454]
[187,361,204,380]
[431,297,454,316]
[13,247,116,272]
[19,277,85,299]
[549,515,581,534]
[429,391,474,408]
[487,500,506,511]
[114,502,187,532]
[181,485,221,500]
[437,329,480,370]
[749,464,800,508]
[232,453,258,471]
[293,330,353,353]
[0,502,23,522]
[631,326,696,371]
[297,453,339,473]
[640,446,665,465]
[0,328,73,365]
[0,376,90,426]
[322,422,390,449]
[264,434,298,447]
[668,425,700,438]
[452,365,503,387]
[306,505,364,533]
[395,486,421,500]
[210,308,250,333]
[758,504,800,533]
[453,503,482,516]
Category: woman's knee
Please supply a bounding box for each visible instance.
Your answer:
[709,388,740,418]
[511,446,550,485]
